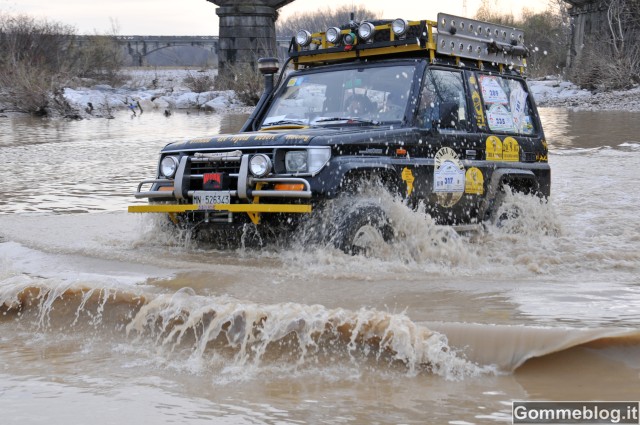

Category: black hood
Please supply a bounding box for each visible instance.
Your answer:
[163,125,416,152]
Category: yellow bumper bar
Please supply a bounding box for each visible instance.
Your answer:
[128,204,312,214]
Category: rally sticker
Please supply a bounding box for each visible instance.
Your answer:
[465,167,484,195]
[486,135,503,161]
[434,147,465,207]
[479,75,508,104]
[503,137,520,162]
[487,104,515,132]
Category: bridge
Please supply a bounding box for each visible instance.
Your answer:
[207,1,296,81]
[115,35,219,66]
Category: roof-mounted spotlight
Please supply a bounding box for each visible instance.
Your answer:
[343,31,356,50]
[392,19,409,37]
[295,30,312,47]
[357,22,375,42]
[326,27,342,44]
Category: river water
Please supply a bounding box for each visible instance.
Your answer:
[0,108,639,424]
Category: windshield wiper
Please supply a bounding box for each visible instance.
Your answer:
[314,117,380,125]
[261,119,308,127]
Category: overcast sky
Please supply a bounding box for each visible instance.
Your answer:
[0,0,549,35]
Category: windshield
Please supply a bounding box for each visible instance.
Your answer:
[260,64,417,128]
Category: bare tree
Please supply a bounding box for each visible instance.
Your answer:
[276,5,382,37]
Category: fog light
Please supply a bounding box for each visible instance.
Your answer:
[249,154,272,177]
[160,156,178,178]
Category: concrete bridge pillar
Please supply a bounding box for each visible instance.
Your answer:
[207,0,295,81]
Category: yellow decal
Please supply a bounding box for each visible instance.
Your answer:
[230,135,251,143]
[283,135,311,142]
[486,136,503,161]
[471,90,486,128]
[503,137,520,162]
[536,154,548,162]
[468,75,477,85]
[464,167,484,195]
[287,78,297,86]
[188,137,212,144]
[401,167,415,197]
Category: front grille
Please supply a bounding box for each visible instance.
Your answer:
[185,149,276,191]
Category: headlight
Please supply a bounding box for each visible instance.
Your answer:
[326,27,341,44]
[285,151,307,173]
[392,19,409,37]
[295,30,312,47]
[358,22,375,41]
[285,148,331,175]
[160,156,178,178]
[249,154,272,177]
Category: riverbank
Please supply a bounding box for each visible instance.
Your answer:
[529,76,640,112]
[3,68,640,119]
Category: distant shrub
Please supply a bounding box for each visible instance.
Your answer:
[0,14,124,115]
[214,63,263,106]
[183,71,215,93]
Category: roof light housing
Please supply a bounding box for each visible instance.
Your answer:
[392,19,409,37]
[295,30,312,47]
[357,22,375,41]
[326,27,342,44]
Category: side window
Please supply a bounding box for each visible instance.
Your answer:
[417,69,468,130]
[477,74,536,135]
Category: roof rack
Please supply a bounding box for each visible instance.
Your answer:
[289,13,528,71]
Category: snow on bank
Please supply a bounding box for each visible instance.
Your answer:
[62,68,250,118]
[528,77,640,112]
[59,68,640,118]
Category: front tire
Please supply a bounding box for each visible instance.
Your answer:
[333,204,394,255]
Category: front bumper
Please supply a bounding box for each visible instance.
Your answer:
[129,151,314,222]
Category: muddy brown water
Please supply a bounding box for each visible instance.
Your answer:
[0,108,639,424]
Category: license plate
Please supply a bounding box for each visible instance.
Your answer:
[193,191,231,210]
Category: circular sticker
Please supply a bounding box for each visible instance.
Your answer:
[434,147,465,207]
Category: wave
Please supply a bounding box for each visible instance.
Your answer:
[0,279,484,380]
[2,279,637,379]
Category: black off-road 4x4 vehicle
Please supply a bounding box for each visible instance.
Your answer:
[130,13,550,252]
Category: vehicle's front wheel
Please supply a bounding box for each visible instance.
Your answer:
[333,204,394,255]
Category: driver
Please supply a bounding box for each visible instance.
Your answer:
[345,94,374,116]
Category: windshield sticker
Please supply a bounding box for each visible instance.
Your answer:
[465,167,484,195]
[486,135,503,161]
[510,85,528,133]
[434,147,465,207]
[479,76,508,104]
[503,137,520,162]
[287,77,304,87]
[487,104,515,132]
[472,90,486,129]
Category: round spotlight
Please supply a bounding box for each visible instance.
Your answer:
[343,32,356,46]
[392,19,409,37]
[326,27,341,44]
[357,22,375,41]
[160,156,178,178]
[249,154,272,178]
[295,30,312,47]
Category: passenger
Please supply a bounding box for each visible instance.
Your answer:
[378,92,406,120]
